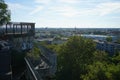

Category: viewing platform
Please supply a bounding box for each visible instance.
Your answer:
[0,22,35,39]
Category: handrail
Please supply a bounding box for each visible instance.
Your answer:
[24,57,42,80]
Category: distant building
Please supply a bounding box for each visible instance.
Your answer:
[0,22,35,51]
[95,40,120,55]
[81,34,117,42]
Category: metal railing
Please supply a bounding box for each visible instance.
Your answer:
[0,22,35,38]
[24,57,43,80]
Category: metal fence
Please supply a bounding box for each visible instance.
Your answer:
[24,57,43,80]
[0,22,35,37]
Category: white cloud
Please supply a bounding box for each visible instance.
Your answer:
[49,2,120,17]
[59,0,80,3]
[29,6,44,15]
[110,16,120,19]
[31,0,120,17]
[95,2,120,16]
[7,3,30,11]
[29,0,51,15]
[50,6,79,17]
[58,0,111,4]
[34,0,51,4]
[76,2,120,16]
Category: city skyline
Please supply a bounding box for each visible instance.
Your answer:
[5,0,120,28]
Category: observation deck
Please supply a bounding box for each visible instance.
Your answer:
[0,22,35,39]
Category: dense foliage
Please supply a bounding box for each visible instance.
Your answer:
[53,36,120,80]
[116,38,120,44]
[106,36,112,42]
[27,47,41,59]
[0,0,10,25]
[27,42,41,59]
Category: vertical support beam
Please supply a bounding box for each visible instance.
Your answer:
[6,24,7,34]
[27,24,29,33]
[24,25,26,33]
[22,25,24,33]
[9,23,11,33]
[21,23,22,34]
[13,24,15,34]
[33,23,35,36]
[15,24,18,33]
[31,23,35,36]
[23,24,26,32]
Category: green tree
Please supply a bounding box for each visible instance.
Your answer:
[81,61,120,80]
[116,38,120,44]
[93,50,109,62]
[81,61,108,80]
[27,47,41,63]
[106,36,112,42]
[56,36,96,80]
[81,51,120,80]
[27,42,41,59]
[112,52,120,64]
[0,0,10,26]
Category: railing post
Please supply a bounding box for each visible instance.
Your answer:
[21,24,22,34]
[9,23,11,33]
[13,24,15,34]
[27,25,29,33]
[6,24,7,34]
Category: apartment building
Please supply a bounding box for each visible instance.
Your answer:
[95,40,120,55]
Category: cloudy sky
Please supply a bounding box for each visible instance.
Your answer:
[5,0,120,28]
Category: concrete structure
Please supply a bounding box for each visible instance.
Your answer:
[0,22,35,80]
[0,47,12,80]
[0,22,35,51]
